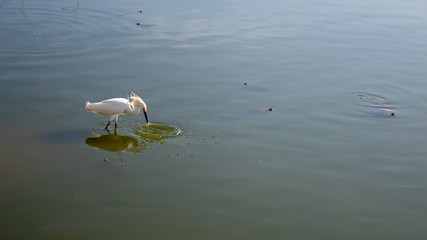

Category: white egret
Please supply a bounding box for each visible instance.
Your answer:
[86,91,148,130]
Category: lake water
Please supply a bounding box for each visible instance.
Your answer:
[1,0,427,239]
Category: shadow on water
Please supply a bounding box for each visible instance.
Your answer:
[39,129,90,143]
[85,122,182,153]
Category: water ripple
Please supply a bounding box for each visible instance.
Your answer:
[351,93,391,106]
[0,3,140,58]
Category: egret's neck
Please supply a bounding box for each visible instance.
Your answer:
[127,102,141,115]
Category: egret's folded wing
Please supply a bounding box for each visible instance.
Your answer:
[88,98,129,115]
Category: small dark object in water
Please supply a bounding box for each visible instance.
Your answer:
[268,107,273,111]
[104,158,111,163]
[139,10,143,13]
[134,23,159,28]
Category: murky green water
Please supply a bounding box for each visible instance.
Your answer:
[2,0,427,239]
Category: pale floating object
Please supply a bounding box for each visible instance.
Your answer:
[368,107,395,117]
[249,107,273,115]
[377,107,395,116]
[243,82,270,91]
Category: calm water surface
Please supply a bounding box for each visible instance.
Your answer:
[1,0,427,239]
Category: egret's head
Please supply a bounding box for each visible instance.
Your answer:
[130,91,149,124]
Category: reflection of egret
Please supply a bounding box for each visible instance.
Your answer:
[85,131,143,153]
[86,123,182,152]
[86,92,148,130]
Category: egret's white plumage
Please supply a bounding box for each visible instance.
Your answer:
[86,92,148,130]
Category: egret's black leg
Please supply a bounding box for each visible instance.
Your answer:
[115,120,117,129]
[105,121,111,130]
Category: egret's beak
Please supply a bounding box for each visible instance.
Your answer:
[143,108,149,124]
